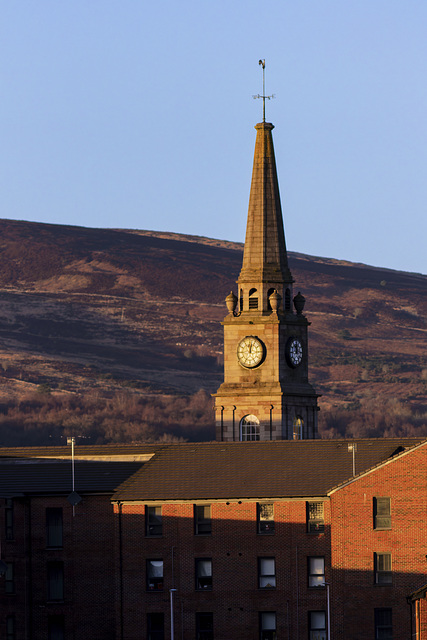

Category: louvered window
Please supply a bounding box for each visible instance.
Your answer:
[249,289,259,310]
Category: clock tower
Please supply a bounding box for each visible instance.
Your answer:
[214,120,319,441]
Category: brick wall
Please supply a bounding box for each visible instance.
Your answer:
[330,445,427,640]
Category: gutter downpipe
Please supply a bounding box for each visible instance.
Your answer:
[118,502,124,640]
[27,497,33,640]
[295,546,299,640]
[269,404,274,440]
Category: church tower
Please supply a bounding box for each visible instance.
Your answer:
[214,119,319,441]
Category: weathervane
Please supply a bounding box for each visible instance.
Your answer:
[253,59,275,122]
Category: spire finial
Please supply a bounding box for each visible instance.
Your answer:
[253,59,275,122]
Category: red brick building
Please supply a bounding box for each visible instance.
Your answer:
[0,438,425,639]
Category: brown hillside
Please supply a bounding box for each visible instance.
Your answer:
[0,218,425,444]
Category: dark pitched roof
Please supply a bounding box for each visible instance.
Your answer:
[113,438,426,502]
[0,443,166,497]
[408,583,427,601]
[0,460,145,497]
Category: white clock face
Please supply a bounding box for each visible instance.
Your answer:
[237,336,265,368]
[288,338,303,367]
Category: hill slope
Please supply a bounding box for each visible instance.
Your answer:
[0,219,425,444]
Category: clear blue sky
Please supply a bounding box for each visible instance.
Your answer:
[1,2,426,274]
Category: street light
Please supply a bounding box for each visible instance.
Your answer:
[320,582,331,640]
[170,588,177,640]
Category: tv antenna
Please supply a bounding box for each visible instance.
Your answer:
[253,59,275,122]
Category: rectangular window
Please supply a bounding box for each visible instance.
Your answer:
[196,612,213,640]
[374,497,391,530]
[5,499,13,540]
[257,503,274,534]
[146,506,162,537]
[47,561,64,601]
[146,559,164,591]
[48,615,64,640]
[375,608,393,640]
[194,505,212,535]
[307,502,324,533]
[259,558,276,589]
[375,553,392,585]
[308,557,325,588]
[147,613,164,640]
[46,508,63,548]
[5,562,14,594]
[6,615,15,640]
[196,558,212,590]
[309,611,326,640]
[259,612,276,640]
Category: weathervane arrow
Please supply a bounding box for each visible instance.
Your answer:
[252,59,275,122]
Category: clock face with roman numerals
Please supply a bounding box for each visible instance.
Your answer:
[286,338,303,368]
[237,336,265,368]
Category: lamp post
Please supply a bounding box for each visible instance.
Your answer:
[170,588,177,640]
[321,582,331,640]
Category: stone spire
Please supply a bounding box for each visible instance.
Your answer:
[237,122,293,313]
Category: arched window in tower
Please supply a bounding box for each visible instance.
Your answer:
[293,416,303,440]
[285,288,291,310]
[239,289,243,312]
[267,288,275,311]
[240,415,260,441]
[249,288,258,310]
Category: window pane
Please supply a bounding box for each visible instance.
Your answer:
[6,615,15,640]
[5,499,13,540]
[307,502,324,533]
[374,498,391,529]
[196,613,213,640]
[261,612,276,630]
[147,613,164,640]
[47,562,64,601]
[146,506,162,536]
[5,563,14,594]
[197,560,212,577]
[309,558,324,575]
[309,611,326,640]
[258,503,274,534]
[375,608,393,640]
[148,560,163,577]
[241,415,260,441]
[260,558,275,574]
[376,553,392,584]
[259,504,273,520]
[310,611,326,629]
[147,560,163,591]
[195,505,212,535]
[48,615,64,640]
[46,508,63,547]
